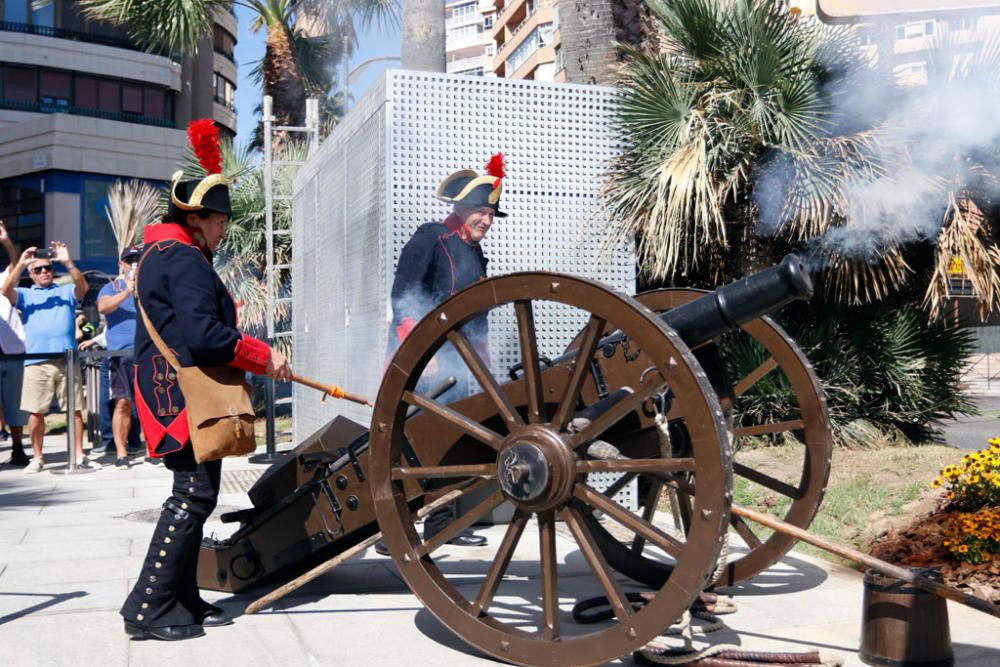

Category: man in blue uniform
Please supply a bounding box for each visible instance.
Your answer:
[382,155,507,550]
[120,119,290,641]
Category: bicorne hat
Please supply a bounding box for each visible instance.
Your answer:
[435,152,508,218]
[168,119,232,220]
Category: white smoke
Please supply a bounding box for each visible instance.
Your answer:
[756,19,1000,264]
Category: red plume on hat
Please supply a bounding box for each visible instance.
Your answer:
[485,152,505,190]
[187,118,223,175]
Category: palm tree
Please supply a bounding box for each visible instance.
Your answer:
[559,0,661,84]
[399,0,444,71]
[604,0,1000,315]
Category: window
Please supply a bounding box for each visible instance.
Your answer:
[39,70,71,108]
[83,179,117,258]
[485,43,496,57]
[98,79,120,113]
[122,83,143,114]
[483,15,494,29]
[0,183,44,251]
[448,23,480,42]
[75,75,98,109]
[896,20,934,40]
[3,66,36,103]
[213,73,235,109]
[31,1,55,28]
[949,15,977,32]
[213,26,235,58]
[144,87,165,120]
[451,2,476,18]
[3,0,29,24]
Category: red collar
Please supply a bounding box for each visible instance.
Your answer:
[443,213,474,244]
[143,223,209,250]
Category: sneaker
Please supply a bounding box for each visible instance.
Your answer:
[90,448,111,459]
[115,457,130,470]
[23,457,43,473]
[0,429,9,442]
[373,541,390,556]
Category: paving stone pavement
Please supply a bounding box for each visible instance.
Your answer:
[1,434,998,666]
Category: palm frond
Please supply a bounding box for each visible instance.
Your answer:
[77,0,227,55]
[104,179,162,253]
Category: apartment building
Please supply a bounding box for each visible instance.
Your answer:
[446,0,492,75]
[482,0,561,80]
[0,0,238,274]
[790,0,1000,85]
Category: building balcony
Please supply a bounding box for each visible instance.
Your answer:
[0,20,143,52]
[0,29,181,91]
[448,55,485,73]
[0,98,174,129]
[497,6,554,62]
[446,12,482,30]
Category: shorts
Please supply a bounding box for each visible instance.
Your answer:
[109,355,135,402]
[0,359,28,427]
[21,358,86,415]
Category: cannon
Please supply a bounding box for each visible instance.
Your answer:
[198,254,832,666]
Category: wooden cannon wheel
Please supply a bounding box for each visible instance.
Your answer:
[585,288,832,588]
[370,274,732,667]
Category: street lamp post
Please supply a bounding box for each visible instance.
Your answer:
[344,55,401,110]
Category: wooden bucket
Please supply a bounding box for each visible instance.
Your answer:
[860,568,953,667]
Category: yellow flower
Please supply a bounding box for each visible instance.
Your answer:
[958,545,969,553]
[931,479,942,488]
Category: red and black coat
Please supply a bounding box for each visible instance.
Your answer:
[134,223,270,458]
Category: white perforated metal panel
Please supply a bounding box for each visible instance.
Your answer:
[293,71,636,506]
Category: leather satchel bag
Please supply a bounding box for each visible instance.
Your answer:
[137,298,257,463]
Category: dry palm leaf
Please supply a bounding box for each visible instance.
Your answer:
[105,179,162,254]
[924,195,1000,321]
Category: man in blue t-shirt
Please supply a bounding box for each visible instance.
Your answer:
[96,245,141,470]
[1,241,89,473]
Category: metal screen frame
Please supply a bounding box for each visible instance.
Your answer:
[292,72,636,502]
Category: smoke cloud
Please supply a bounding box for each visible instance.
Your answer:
[755,20,1000,265]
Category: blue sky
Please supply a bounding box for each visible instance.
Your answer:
[232,6,402,147]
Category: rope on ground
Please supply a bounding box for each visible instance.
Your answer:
[634,641,845,666]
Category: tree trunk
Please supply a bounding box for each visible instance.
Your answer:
[401,0,445,71]
[559,0,618,85]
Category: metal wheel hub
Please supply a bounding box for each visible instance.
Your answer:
[497,426,576,512]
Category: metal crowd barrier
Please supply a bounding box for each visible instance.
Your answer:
[0,348,132,475]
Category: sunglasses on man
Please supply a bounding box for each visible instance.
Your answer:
[30,264,53,274]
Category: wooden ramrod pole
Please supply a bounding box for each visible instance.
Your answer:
[733,503,1000,618]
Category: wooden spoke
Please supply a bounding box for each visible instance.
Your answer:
[733,357,779,398]
[577,458,697,475]
[538,511,560,640]
[514,300,546,423]
[561,505,634,625]
[416,488,506,557]
[470,510,529,617]
[391,464,496,481]
[403,391,504,450]
[730,513,763,549]
[733,462,802,499]
[733,419,805,439]
[575,484,684,559]
[448,329,523,432]
[632,481,663,555]
[569,381,665,449]
[552,315,606,430]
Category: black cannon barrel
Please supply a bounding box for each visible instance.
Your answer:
[660,253,812,348]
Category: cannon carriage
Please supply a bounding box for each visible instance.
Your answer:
[198,255,833,666]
